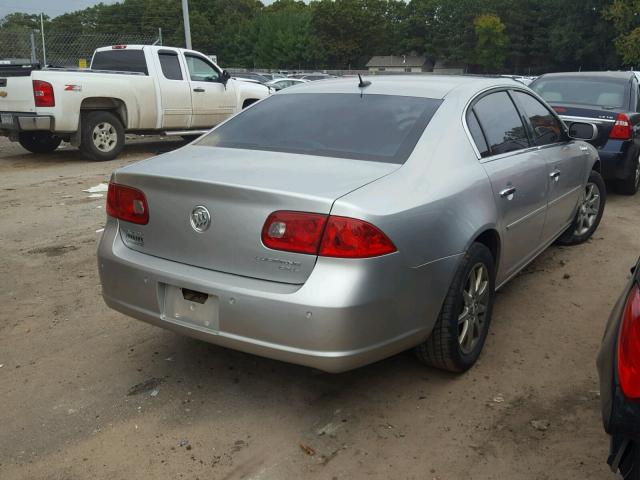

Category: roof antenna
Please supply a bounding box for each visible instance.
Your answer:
[358,74,371,88]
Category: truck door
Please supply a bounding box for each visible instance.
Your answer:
[155,50,192,129]
[183,53,236,128]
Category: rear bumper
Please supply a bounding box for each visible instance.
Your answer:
[0,112,52,136]
[97,218,460,372]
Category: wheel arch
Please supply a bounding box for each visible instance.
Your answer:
[471,228,501,269]
[80,97,128,129]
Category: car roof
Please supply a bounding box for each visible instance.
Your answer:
[537,71,635,81]
[279,74,522,100]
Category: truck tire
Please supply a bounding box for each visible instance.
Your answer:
[18,132,61,154]
[617,147,640,195]
[79,111,125,161]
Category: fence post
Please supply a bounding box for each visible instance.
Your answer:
[158,28,163,46]
[30,31,37,63]
[40,13,47,66]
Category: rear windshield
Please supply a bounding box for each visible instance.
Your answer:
[531,77,628,108]
[91,50,148,74]
[197,93,442,163]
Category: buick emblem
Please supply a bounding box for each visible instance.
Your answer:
[190,206,211,232]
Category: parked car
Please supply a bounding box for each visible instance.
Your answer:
[301,72,332,81]
[259,73,287,81]
[98,76,605,373]
[530,72,640,194]
[265,78,307,91]
[597,257,640,479]
[232,72,270,84]
[0,45,269,161]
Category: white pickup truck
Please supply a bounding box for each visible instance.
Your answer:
[0,45,270,160]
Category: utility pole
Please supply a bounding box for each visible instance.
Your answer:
[181,0,192,50]
[40,13,47,66]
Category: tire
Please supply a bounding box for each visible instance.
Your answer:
[617,147,640,195]
[556,170,606,246]
[18,132,61,154]
[79,111,125,161]
[416,242,496,373]
[620,441,640,480]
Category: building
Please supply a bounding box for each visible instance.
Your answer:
[366,55,432,73]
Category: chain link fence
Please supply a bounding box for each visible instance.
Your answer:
[0,30,161,67]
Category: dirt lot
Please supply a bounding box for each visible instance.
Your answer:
[0,136,637,480]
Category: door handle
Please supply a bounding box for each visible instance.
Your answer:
[193,87,205,93]
[499,186,516,198]
[549,169,561,181]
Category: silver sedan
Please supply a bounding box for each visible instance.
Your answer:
[98,76,605,373]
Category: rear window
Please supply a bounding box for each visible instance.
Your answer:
[531,77,628,108]
[197,93,442,164]
[91,50,148,74]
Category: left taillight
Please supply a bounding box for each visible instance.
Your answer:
[618,282,640,400]
[32,80,55,107]
[106,182,149,225]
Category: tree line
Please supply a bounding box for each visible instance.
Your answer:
[1,0,639,73]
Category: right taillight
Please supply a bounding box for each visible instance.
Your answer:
[32,79,55,107]
[618,282,640,400]
[261,211,396,258]
[609,113,632,140]
[106,182,149,225]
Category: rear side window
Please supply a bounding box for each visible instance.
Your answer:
[472,92,529,156]
[158,51,183,80]
[531,77,628,108]
[197,93,442,164]
[512,91,564,146]
[91,50,148,74]
[466,110,489,157]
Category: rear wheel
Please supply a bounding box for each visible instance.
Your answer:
[79,111,125,161]
[416,243,495,373]
[617,148,640,195]
[620,441,640,480]
[18,131,61,154]
[556,170,606,245]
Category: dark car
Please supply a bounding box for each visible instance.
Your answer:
[597,257,640,479]
[232,72,270,84]
[531,72,640,194]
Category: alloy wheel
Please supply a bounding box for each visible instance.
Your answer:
[458,263,489,354]
[574,182,601,236]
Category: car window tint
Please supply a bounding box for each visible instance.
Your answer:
[185,55,219,82]
[466,110,489,157]
[512,91,563,146]
[158,52,182,80]
[197,93,443,164]
[91,50,148,74]
[473,92,529,156]
[531,77,627,108]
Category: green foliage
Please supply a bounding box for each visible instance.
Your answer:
[474,14,508,72]
[606,0,640,65]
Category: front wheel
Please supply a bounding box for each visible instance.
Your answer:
[556,170,606,246]
[620,441,640,480]
[18,131,61,154]
[416,242,496,373]
[79,111,125,161]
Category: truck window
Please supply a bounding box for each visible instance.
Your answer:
[158,51,183,80]
[91,50,148,74]
[185,55,219,82]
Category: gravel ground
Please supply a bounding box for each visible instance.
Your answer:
[0,136,636,479]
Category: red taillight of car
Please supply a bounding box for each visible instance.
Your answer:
[32,80,55,107]
[106,183,149,225]
[609,113,632,140]
[552,106,567,113]
[261,211,396,258]
[618,283,640,400]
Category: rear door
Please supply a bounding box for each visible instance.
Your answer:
[183,53,236,128]
[154,50,192,129]
[469,90,549,282]
[511,90,586,243]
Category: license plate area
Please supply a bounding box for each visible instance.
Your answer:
[1,114,13,126]
[162,284,219,331]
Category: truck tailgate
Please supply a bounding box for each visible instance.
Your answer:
[0,76,35,112]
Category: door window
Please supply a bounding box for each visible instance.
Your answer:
[185,55,220,82]
[512,91,564,146]
[158,51,183,80]
[466,110,490,157]
[472,91,530,156]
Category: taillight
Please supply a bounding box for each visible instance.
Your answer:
[618,283,640,400]
[261,211,396,258]
[106,183,149,225]
[609,113,632,140]
[32,80,55,107]
[552,106,567,113]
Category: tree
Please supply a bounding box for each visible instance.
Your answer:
[605,0,640,66]
[474,14,508,72]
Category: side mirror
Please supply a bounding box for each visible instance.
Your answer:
[567,122,598,141]
[221,70,231,84]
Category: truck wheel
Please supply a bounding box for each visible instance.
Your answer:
[556,170,606,245]
[18,132,61,154]
[415,243,496,373]
[79,111,125,161]
[617,148,640,195]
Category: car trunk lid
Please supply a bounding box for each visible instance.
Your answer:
[551,103,619,148]
[113,145,398,284]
